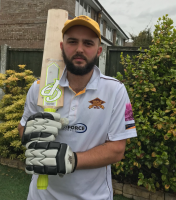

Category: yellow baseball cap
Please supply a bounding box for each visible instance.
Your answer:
[62,15,101,42]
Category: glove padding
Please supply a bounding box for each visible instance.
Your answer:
[22,112,69,146]
[25,141,77,175]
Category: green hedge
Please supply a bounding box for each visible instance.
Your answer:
[0,65,36,160]
[112,15,176,193]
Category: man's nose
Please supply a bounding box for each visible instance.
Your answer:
[76,42,84,53]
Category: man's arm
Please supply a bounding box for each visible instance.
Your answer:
[76,139,126,170]
[18,123,24,138]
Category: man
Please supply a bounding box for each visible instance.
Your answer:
[18,15,137,200]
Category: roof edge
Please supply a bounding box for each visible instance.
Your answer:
[93,0,129,40]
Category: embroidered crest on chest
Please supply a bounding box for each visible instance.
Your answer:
[88,98,105,109]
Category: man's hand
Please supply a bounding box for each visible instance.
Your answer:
[22,112,69,146]
[25,141,77,175]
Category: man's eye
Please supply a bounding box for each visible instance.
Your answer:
[85,42,92,46]
[69,41,76,44]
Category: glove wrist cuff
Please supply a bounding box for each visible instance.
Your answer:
[72,152,77,172]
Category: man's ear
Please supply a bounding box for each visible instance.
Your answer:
[60,42,63,50]
[97,46,103,57]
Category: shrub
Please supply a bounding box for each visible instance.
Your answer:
[0,65,37,160]
[112,15,176,193]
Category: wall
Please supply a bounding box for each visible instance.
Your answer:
[0,0,75,49]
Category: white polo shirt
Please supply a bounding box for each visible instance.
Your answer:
[21,66,137,200]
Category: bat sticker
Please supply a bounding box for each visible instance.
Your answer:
[40,62,62,106]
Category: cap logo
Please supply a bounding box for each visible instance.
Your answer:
[88,98,105,109]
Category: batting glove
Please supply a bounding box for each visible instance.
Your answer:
[22,112,69,146]
[25,141,77,175]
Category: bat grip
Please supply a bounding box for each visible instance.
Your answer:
[37,108,56,190]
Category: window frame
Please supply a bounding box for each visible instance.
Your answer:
[100,19,104,35]
[75,0,91,17]
[106,25,113,42]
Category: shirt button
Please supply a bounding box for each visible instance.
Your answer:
[72,107,75,111]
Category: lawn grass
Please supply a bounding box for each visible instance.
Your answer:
[0,164,31,200]
[113,195,133,200]
[0,164,133,200]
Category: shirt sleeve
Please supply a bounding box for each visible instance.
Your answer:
[20,81,42,126]
[107,84,137,141]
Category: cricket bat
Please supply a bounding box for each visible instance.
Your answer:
[37,9,68,190]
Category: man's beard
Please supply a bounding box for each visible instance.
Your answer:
[62,49,98,76]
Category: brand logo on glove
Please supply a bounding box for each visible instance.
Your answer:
[63,123,87,133]
[40,79,62,102]
[88,98,105,109]
[68,155,72,164]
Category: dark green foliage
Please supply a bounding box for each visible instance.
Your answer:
[130,28,153,47]
[113,15,176,192]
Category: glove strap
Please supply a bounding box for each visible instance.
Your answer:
[72,152,77,172]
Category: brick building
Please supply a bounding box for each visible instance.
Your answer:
[0,0,128,49]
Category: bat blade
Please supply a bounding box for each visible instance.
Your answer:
[36,9,68,190]
[37,9,68,111]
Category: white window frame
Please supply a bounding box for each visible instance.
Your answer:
[106,25,113,42]
[87,5,91,18]
[75,0,91,17]
[119,37,122,46]
[116,34,119,45]
[75,0,79,16]
[100,19,104,35]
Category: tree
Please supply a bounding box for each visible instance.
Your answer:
[130,28,153,47]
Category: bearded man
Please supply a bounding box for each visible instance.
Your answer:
[18,15,137,200]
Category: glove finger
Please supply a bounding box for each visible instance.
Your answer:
[60,118,69,126]
[27,112,60,122]
[44,113,69,127]
[25,125,58,136]
[23,132,55,146]
[25,166,34,175]
[45,112,61,122]
[26,119,62,129]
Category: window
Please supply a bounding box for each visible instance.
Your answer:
[100,19,103,35]
[75,0,79,16]
[116,34,119,45]
[75,0,91,17]
[79,0,84,15]
[106,26,113,41]
[83,3,87,15]
[87,5,91,18]
[118,37,122,46]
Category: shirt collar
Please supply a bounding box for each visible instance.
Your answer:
[59,66,100,90]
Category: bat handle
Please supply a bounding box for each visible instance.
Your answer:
[37,108,56,190]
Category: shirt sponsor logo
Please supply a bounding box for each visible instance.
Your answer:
[125,104,135,130]
[63,123,87,133]
[125,103,134,121]
[88,98,105,109]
